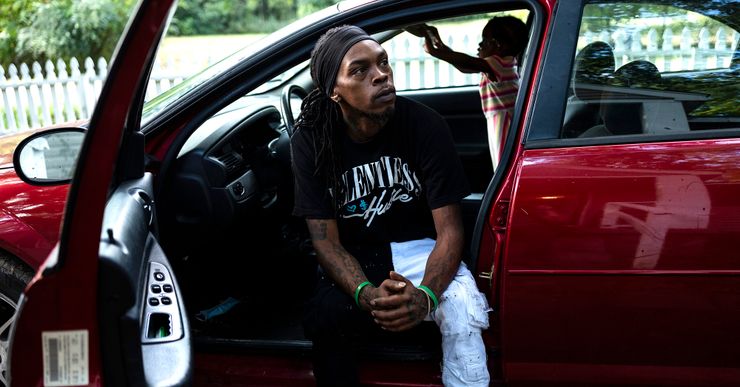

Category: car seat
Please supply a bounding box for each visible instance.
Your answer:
[612,60,661,88]
[578,102,643,137]
[562,41,615,138]
[579,60,661,138]
[572,41,616,90]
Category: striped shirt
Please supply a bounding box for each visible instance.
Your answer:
[479,55,519,170]
[479,55,519,116]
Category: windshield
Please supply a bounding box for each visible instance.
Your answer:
[140,3,342,127]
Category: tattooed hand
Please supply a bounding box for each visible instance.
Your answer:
[369,271,428,332]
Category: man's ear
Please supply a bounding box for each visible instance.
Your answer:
[330,91,342,103]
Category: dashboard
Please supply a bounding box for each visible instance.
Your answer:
[162,96,292,249]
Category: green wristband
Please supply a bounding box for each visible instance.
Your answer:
[354,281,373,307]
[418,285,439,311]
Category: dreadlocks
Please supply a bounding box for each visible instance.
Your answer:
[294,88,344,212]
[294,25,377,213]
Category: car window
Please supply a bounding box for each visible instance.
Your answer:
[140,4,341,128]
[561,1,739,140]
[382,11,529,91]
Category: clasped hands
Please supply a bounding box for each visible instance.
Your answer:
[359,271,430,332]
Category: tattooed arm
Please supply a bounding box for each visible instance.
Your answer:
[420,203,465,298]
[306,218,398,311]
[371,204,464,332]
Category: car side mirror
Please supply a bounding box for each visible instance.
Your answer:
[13,127,86,185]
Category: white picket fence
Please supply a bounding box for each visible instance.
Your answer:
[1,25,737,133]
[581,26,738,72]
[0,56,202,132]
[386,34,479,90]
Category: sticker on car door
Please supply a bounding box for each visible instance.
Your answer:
[42,330,89,386]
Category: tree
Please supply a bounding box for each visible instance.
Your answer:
[14,0,136,64]
[0,0,339,65]
[169,0,339,36]
[0,0,36,65]
[297,0,336,17]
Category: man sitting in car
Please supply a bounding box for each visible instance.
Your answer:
[291,25,491,386]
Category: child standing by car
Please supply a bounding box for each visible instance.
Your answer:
[407,17,528,170]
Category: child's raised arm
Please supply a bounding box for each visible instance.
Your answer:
[424,27,491,76]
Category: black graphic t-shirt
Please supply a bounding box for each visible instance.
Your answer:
[292,96,470,283]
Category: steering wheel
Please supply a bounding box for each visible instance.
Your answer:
[281,84,308,136]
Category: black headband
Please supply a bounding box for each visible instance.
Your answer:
[310,25,377,97]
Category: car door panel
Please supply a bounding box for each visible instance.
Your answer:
[99,173,191,386]
[502,140,740,385]
[8,0,178,385]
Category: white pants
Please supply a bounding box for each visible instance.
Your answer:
[391,238,491,387]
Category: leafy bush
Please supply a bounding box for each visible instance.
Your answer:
[1,0,337,66]
[0,1,36,66]
[169,0,338,35]
[14,0,135,65]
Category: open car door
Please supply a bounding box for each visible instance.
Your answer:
[8,1,188,386]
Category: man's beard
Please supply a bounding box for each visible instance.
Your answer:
[345,104,395,129]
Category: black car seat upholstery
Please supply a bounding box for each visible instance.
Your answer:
[562,41,616,138]
[579,60,661,138]
[612,60,661,88]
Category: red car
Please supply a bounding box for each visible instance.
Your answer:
[0,125,83,384]
[7,0,740,386]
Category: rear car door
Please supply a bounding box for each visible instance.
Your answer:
[499,1,740,385]
[8,1,188,386]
